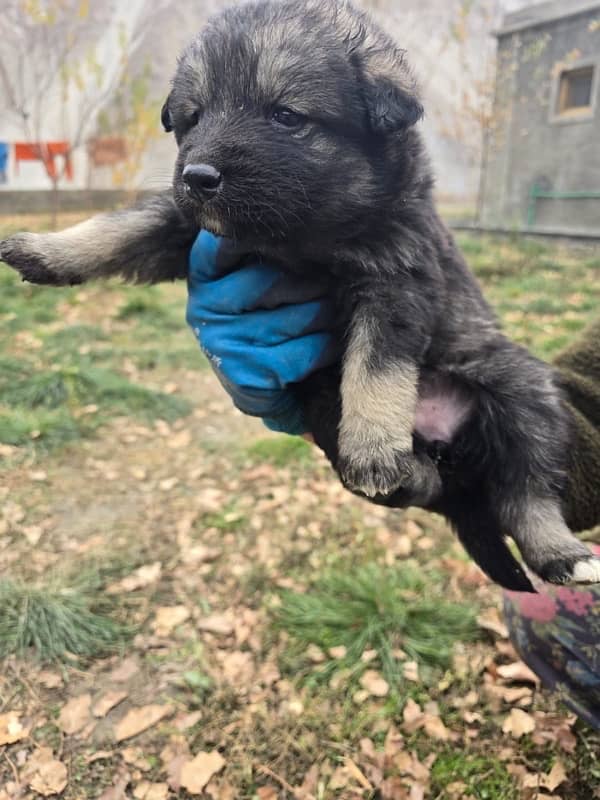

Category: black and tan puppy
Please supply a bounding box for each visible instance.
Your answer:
[2,0,598,592]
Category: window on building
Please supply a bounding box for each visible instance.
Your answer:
[557,66,595,116]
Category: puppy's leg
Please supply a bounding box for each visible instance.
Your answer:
[508,496,600,585]
[0,192,197,286]
[473,343,600,586]
[337,313,441,500]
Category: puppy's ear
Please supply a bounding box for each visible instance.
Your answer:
[365,76,424,132]
[161,94,173,133]
[347,19,423,133]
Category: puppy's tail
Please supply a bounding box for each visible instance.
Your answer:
[448,502,535,593]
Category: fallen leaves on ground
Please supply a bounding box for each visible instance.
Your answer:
[58,694,92,735]
[0,712,29,745]
[93,691,129,718]
[502,708,537,738]
[152,605,190,636]
[107,562,162,594]
[23,748,68,797]
[180,750,226,794]
[115,705,174,742]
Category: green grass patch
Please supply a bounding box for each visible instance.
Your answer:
[246,435,314,467]
[116,289,182,330]
[0,575,132,663]
[273,562,479,690]
[430,750,518,799]
[0,358,190,450]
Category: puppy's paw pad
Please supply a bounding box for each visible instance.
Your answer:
[571,557,600,585]
[338,457,402,498]
[539,555,600,585]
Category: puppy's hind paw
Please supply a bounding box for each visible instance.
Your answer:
[571,557,600,585]
[0,233,81,286]
[539,555,600,586]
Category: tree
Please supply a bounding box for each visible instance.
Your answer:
[0,0,168,223]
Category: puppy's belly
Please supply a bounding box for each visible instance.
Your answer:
[414,373,474,443]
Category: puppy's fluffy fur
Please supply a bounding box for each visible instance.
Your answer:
[2,0,599,591]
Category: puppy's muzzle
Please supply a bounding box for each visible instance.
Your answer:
[182,163,222,201]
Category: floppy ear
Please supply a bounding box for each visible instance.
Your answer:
[365,76,424,132]
[346,17,424,133]
[161,94,173,133]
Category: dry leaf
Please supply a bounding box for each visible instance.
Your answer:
[477,607,509,638]
[93,691,128,718]
[122,748,153,771]
[502,708,536,739]
[110,658,139,683]
[198,614,234,636]
[497,661,540,685]
[174,711,203,731]
[256,788,278,800]
[219,650,254,684]
[541,760,567,792]
[168,430,191,449]
[25,749,68,797]
[360,670,389,697]
[133,782,169,800]
[500,686,533,704]
[0,712,29,745]
[423,715,452,741]
[403,698,423,731]
[97,772,130,800]
[152,605,190,636]
[160,736,191,791]
[107,562,162,594]
[115,704,174,742]
[306,643,326,663]
[58,693,92,735]
[38,671,63,689]
[345,758,373,790]
[180,751,226,794]
[85,751,114,764]
[329,765,351,791]
[403,661,420,682]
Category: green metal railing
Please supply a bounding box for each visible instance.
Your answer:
[527,184,600,227]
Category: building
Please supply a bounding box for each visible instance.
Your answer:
[481,0,600,236]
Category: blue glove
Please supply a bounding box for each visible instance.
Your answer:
[186,231,339,435]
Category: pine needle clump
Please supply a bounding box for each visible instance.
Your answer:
[274,561,479,687]
[0,575,131,663]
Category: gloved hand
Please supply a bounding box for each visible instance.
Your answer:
[186,230,340,435]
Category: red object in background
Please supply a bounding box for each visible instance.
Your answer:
[14,142,74,181]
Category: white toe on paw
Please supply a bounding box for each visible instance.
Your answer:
[571,558,600,584]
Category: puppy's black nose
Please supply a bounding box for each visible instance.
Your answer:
[182,164,222,200]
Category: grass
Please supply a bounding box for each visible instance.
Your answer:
[2,215,600,796]
[245,434,314,467]
[0,357,190,450]
[274,561,479,690]
[430,750,519,799]
[456,233,600,359]
[0,574,132,662]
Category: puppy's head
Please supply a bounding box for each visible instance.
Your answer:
[164,0,424,250]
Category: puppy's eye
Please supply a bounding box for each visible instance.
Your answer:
[186,109,201,128]
[271,106,304,129]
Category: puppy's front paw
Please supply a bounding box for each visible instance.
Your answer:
[0,233,81,286]
[338,447,405,498]
[339,448,442,503]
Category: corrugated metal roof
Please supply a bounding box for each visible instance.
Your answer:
[496,0,600,37]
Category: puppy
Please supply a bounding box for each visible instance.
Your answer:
[2,0,599,592]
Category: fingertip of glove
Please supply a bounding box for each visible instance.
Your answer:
[189,230,222,279]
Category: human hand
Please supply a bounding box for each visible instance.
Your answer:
[186,231,340,435]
